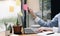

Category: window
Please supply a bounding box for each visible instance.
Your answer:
[39,0,51,21]
[0,0,21,24]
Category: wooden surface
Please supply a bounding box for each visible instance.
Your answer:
[0,31,5,36]
[10,34,37,36]
[19,34,37,36]
[0,31,37,36]
[0,27,53,36]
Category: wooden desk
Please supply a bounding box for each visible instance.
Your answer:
[10,34,37,36]
[0,31,5,36]
[0,32,37,36]
[19,34,37,36]
[0,27,53,36]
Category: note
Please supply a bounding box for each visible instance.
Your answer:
[9,6,14,12]
[23,4,28,10]
[16,0,21,6]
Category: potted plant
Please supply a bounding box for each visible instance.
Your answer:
[13,18,22,35]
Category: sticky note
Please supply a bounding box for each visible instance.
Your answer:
[16,0,21,6]
[9,6,14,12]
[23,4,28,10]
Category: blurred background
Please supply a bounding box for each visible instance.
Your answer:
[0,0,51,28]
[0,0,60,33]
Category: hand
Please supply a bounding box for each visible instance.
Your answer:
[28,8,33,14]
[37,27,53,32]
[28,8,37,18]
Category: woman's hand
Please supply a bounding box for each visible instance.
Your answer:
[37,27,53,32]
[28,8,37,19]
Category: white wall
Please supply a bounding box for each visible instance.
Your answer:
[0,1,21,19]
[27,0,40,12]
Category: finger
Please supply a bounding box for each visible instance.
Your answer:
[38,29,44,32]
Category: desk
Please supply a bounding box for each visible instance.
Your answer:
[0,32,37,36]
[0,31,5,36]
[0,27,53,36]
[19,34,37,36]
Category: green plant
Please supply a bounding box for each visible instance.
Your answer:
[16,18,20,26]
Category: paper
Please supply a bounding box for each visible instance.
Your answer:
[9,6,14,12]
[23,4,28,10]
[16,0,21,6]
[37,31,53,36]
[44,33,60,36]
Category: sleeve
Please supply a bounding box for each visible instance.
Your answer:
[34,15,58,27]
[34,17,47,27]
[46,16,58,27]
[34,17,41,23]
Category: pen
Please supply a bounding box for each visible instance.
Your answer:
[47,33,54,35]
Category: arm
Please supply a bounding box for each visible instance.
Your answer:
[35,13,59,27]
[28,8,58,27]
[37,16,58,27]
[28,8,47,26]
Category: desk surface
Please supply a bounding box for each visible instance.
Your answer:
[0,31,37,36]
[19,34,37,36]
[0,27,53,36]
[10,34,37,36]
